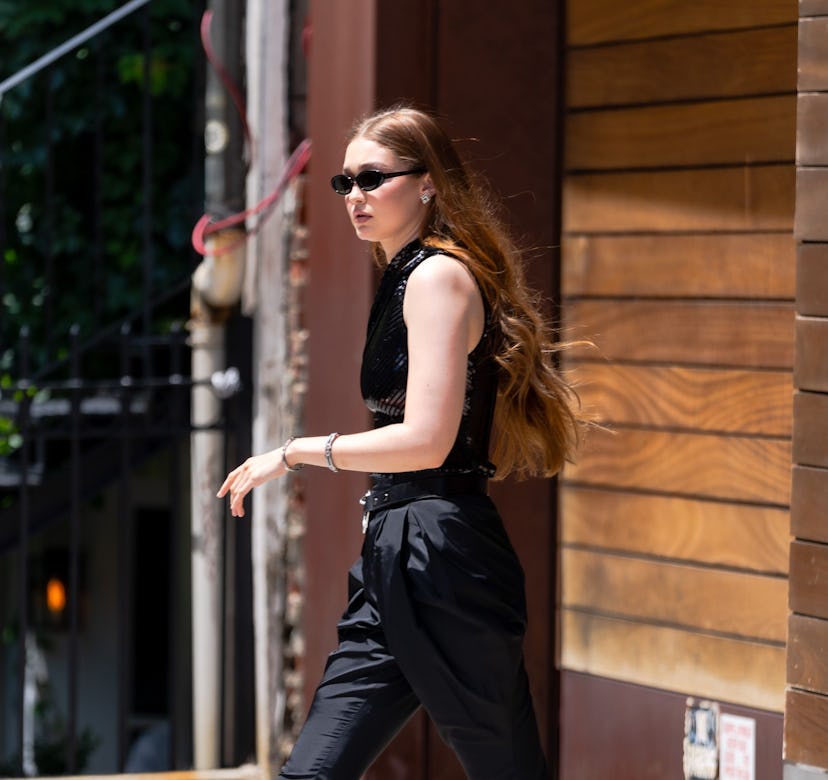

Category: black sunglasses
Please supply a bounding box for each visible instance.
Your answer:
[330,167,426,195]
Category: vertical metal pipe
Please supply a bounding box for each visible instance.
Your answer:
[16,327,31,776]
[141,5,154,371]
[43,75,57,343]
[0,108,6,292]
[66,324,82,774]
[190,316,224,770]
[93,39,105,321]
[191,0,246,767]
[168,323,184,769]
[222,457,235,765]
[117,323,133,770]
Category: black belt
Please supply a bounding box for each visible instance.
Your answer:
[359,474,488,532]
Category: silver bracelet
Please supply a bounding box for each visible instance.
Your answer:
[281,436,304,472]
[325,432,340,472]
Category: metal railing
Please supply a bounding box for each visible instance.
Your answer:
[2,310,252,776]
[0,0,255,774]
[0,0,152,102]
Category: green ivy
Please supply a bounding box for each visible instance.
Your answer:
[0,414,21,456]
[0,0,205,375]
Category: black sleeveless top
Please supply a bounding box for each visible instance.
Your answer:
[360,240,498,480]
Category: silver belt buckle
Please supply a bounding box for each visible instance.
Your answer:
[359,491,371,534]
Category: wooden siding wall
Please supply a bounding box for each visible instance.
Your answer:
[560,0,798,714]
[786,0,828,770]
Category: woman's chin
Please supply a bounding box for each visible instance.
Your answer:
[353,223,377,241]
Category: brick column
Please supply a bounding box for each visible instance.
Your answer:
[785,2,828,775]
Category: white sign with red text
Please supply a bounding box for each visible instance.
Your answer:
[719,713,756,780]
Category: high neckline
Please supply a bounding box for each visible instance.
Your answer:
[385,238,423,269]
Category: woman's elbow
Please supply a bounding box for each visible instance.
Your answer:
[409,431,455,470]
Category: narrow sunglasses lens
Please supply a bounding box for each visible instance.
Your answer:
[354,170,384,191]
[331,175,352,195]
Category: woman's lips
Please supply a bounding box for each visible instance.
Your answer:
[352,211,370,225]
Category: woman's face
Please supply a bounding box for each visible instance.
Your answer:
[340,136,432,260]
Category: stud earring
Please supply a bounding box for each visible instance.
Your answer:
[421,193,431,204]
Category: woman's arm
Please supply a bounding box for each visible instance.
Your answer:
[320,254,484,471]
[218,254,484,516]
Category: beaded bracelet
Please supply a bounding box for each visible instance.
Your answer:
[325,432,340,472]
[281,436,304,472]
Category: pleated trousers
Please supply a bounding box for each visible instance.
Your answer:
[278,492,548,780]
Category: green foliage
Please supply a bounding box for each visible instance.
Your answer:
[0,415,21,455]
[0,0,205,374]
[0,382,38,454]
[0,711,100,777]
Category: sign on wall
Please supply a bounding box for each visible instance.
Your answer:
[683,699,757,780]
[719,713,756,780]
[684,699,719,780]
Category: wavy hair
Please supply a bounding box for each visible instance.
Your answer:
[349,105,585,479]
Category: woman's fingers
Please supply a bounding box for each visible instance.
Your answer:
[230,489,247,517]
[217,463,244,498]
[217,451,283,517]
[216,474,234,498]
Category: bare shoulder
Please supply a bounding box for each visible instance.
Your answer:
[406,253,479,299]
[404,254,485,349]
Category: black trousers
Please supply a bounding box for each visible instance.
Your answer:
[279,490,548,780]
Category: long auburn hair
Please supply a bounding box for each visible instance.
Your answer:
[349,105,584,479]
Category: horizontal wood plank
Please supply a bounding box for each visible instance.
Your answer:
[563,233,795,299]
[795,316,828,391]
[791,465,828,543]
[565,300,794,368]
[567,0,796,46]
[793,390,828,466]
[561,549,787,641]
[564,427,792,504]
[563,166,794,234]
[560,486,790,573]
[566,97,795,171]
[570,363,792,435]
[790,540,828,620]
[797,243,828,316]
[797,93,828,166]
[801,0,828,16]
[788,614,828,694]
[560,610,786,711]
[798,17,828,90]
[785,688,828,766]
[801,0,828,15]
[802,0,828,15]
[795,168,828,242]
[568,26,796,109]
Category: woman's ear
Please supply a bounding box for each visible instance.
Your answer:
[421,176,435,200]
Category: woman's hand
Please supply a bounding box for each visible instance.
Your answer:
[217,448,286,517]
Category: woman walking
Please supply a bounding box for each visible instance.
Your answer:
[218,105,584,779]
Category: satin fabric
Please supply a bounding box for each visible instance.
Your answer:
[278,494,548,780]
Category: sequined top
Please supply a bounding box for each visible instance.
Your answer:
[360,240,498,480]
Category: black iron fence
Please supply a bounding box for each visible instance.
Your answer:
[0,298,255,776]
[0,1,255,774]
[0,0,205,375]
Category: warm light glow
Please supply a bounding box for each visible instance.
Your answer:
[46,577,67,614]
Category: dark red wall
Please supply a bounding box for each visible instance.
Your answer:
[303,0,376,712]
[560,672,784,780]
